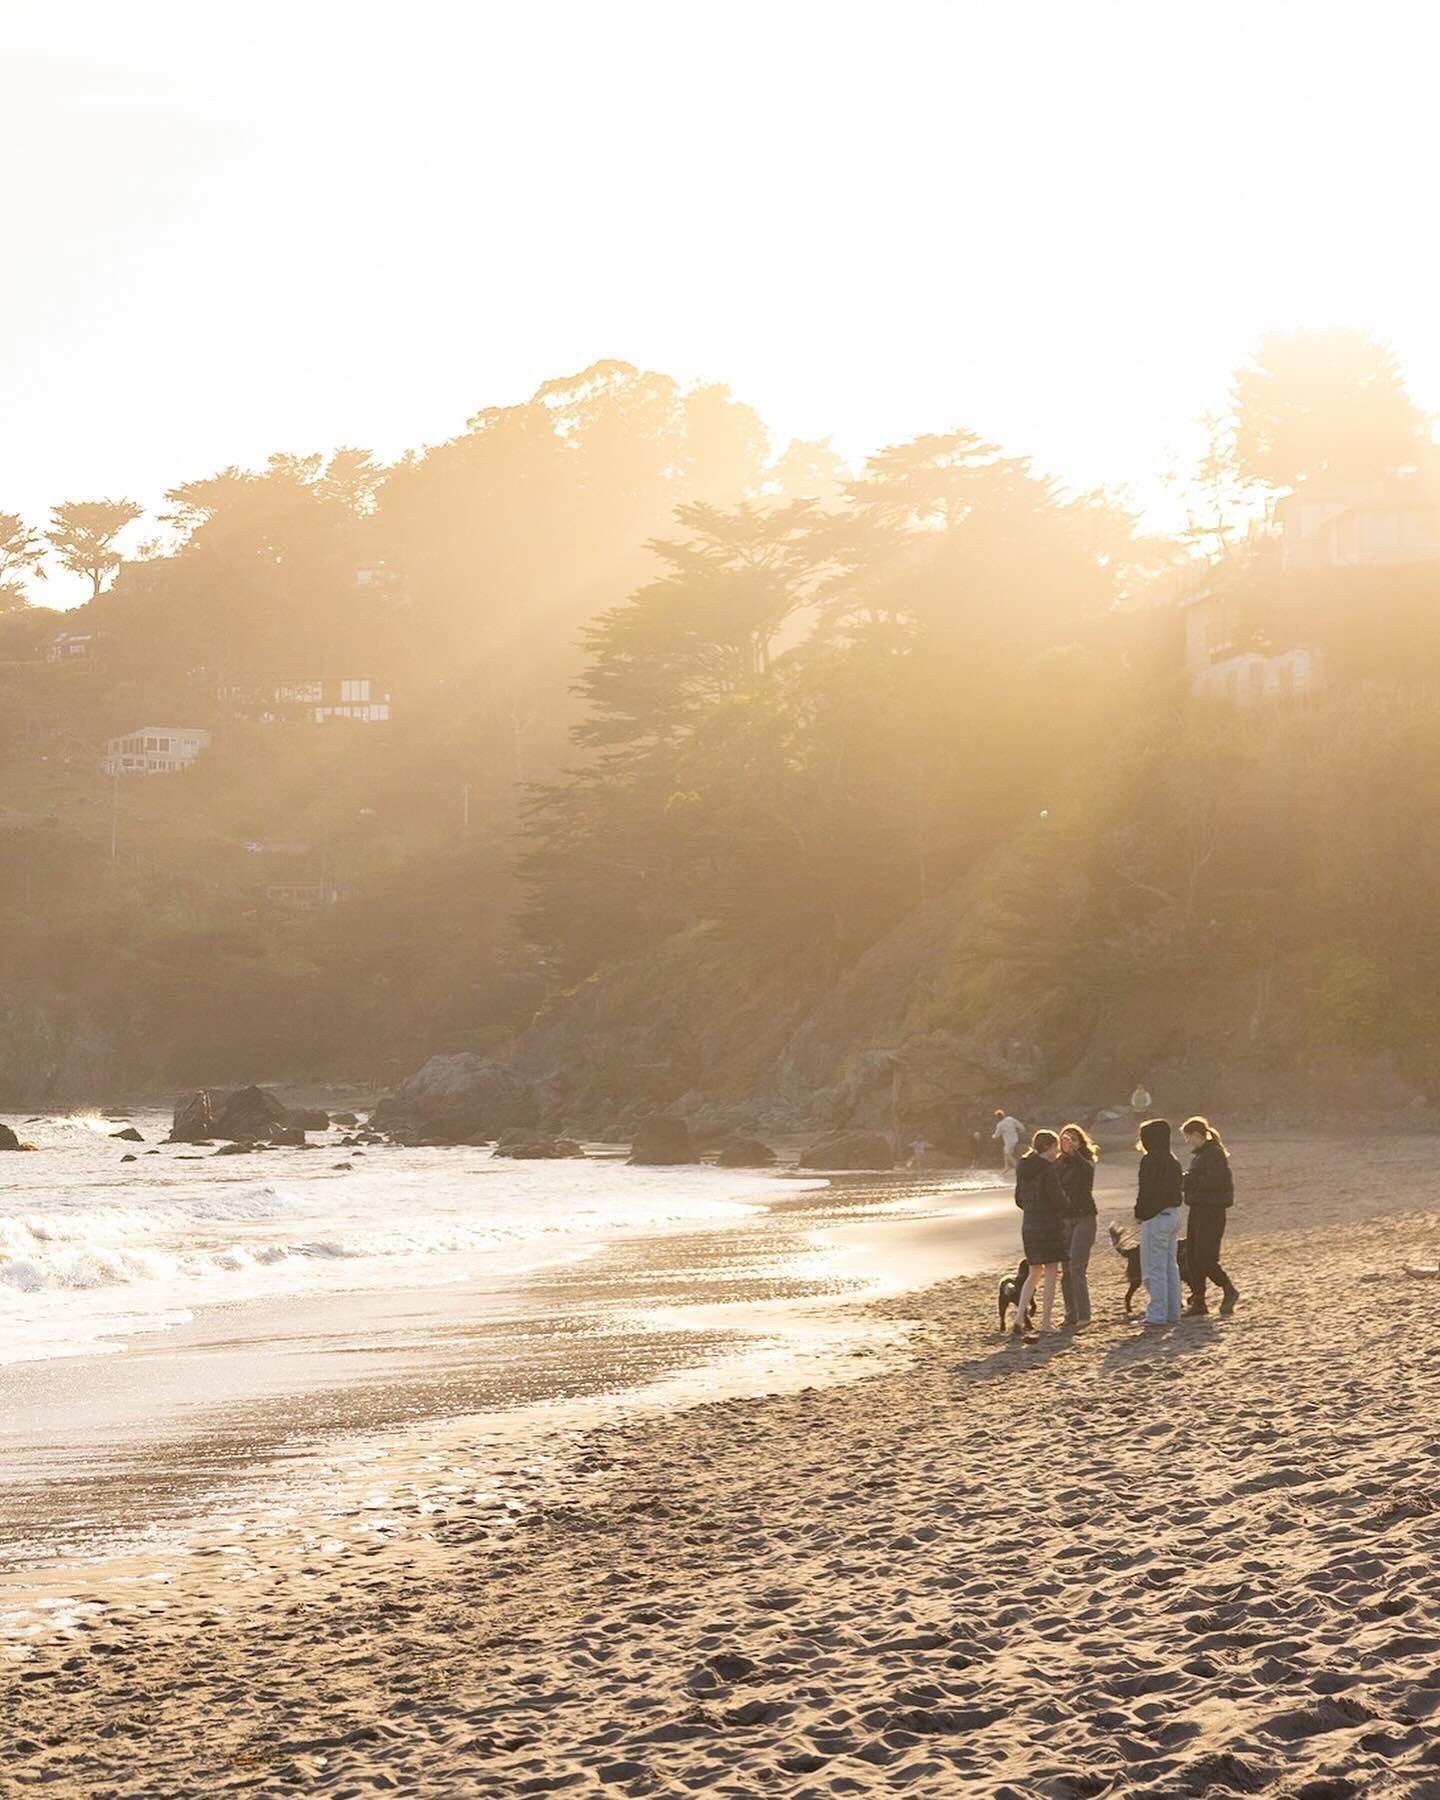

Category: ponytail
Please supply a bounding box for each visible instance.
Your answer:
[1181,1115,1228,1156]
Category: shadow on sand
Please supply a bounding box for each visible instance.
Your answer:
[954,1315,1221,1384]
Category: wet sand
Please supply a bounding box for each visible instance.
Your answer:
[5,1135,1440,1797]
[1,1172,1016,1574]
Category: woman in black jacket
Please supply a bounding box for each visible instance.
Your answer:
[1057,1123,1099,1328]
[1013,1129,1067,1337]
[1182,1115,1239,1316]
[1135,1118,1184,1325]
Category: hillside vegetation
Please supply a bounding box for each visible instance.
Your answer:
[3,335,1439,1127]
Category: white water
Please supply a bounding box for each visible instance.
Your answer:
[0,1111,785,1366]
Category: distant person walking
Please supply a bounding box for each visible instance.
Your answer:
[1012,1129,1066,1337]
[1057,1123,1099,1328]
[1134,1117,1183,1326]
[993,1109,1023,1173]
[1182,1116,1239,1316]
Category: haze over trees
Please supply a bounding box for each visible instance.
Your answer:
[2,335,1439,1108]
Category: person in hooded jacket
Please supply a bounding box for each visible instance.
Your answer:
[1012,1129,1067,1337]
[1057,1123,1099,1327]
[1182,1115,1239,1316]
[1134,1117,1183,1326]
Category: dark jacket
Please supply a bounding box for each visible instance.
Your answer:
[1057,1151,1097,1219]
[1135,1153,1183,1221]
[1015,1151,1067,1262]
[1183,1137,1234,1208]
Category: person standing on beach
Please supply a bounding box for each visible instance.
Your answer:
[1134,1117,1183,1326]
[1012,1129,1067,1337]
[1057,1123,1099,1328]
[993,1109,1023,1173]
[1182,1115,1239,1316]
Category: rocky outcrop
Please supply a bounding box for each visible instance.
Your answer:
[0,1121,22,1152]
[628,1116,699,1165]
[800,1130,895,1170]
[110,1126,145,1143]
[170,1091,216,1143]
[371,1055,533,1144]
[0,995,128,1110]
[214,1086,298,1142]
[169,1085,320,1144]
[712,1136,778,1167]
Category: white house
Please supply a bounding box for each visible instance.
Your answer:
[219,677,391,723]
[102,726,211,776]
[300,677,390,723]
[1275,479,1440,575]
[1181,474,1440,702]
[46,630,99,662]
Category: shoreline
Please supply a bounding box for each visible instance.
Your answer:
[0,1172,1014,1593]
[5,1135,1439,1796]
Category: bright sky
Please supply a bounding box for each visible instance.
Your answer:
[6,0,1440,604]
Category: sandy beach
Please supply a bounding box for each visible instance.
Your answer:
[6,1132,1440,1798]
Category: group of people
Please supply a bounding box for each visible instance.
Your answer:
[1006,1111,1239,1334]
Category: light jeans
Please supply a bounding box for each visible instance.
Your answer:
[1061,1215,1096,1324]
[1140,1207,1182,1324]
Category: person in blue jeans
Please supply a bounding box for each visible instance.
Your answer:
[1134,1117,1183,1325]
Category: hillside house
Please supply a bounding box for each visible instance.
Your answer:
[1275,480,1440,574]
[102,726,211,776]
[220,677,391,723]
[1181,474,1440,702]
[46,630,99,662]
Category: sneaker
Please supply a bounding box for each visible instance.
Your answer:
[1219,1290,1239,1316]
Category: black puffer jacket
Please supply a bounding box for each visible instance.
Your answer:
[1057,1151,1097,1219]
[1183,1137,1234,1208]
[1015,1151,1067,1263]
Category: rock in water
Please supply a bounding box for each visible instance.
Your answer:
[287,1107,330,1132]
[628,1116,699,1165]
[110,1126,145,1142]
[169,1091,215,1143]
[799,1130,895,1170]
[371,1054,532,1143]
[712,1136,778,1168]
[0,1120,22,1152]
[211,1086,295,1142]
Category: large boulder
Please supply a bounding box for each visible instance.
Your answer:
[371,1055,534,1143]
[628,1116,699,1165]
[169,1086,319,1144]
[0,1120,21,1152]
[287,1106,331,1133]
[169,1090,215,1143]
[712,1136,778,1168]
[110,1126,145,1143]
[799,1130,895,1170]
[212,1086,296,1143]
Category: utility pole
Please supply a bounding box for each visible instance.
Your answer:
[461,781,471,832]
[110,766,120,863]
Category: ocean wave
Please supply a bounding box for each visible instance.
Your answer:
[0,1148,795,1367]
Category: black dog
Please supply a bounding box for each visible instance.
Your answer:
[1108,1221,1189,1314]
[998,1259,1037,1333]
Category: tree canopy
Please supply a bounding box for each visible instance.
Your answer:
[1228,328,1424,492]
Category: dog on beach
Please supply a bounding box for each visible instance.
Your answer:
[1107,1221,1189,1314]
[998,1259,1036,1333]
